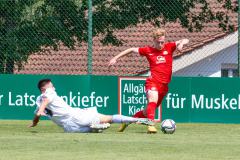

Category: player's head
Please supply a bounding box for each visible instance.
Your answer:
[37,79,55,93]
[152,28,166,49]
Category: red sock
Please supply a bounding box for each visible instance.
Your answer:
[146,102,157,120]
[133,110,146,118]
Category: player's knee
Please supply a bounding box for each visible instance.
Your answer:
[147,90,158,103]
[148,92,158,103]
[148,98,158,103]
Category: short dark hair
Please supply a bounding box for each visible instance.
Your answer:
[38,79,51,91]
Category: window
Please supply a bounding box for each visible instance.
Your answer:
[221,63,238,77]
[221,69,228,77]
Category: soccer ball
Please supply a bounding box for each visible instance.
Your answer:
[161,119,176,134]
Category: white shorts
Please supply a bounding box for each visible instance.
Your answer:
[63,107,101,133]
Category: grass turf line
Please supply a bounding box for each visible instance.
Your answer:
[0,120,240,160]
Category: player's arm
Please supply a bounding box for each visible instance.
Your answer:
[108,48,139,66]
[28,98,49,128]
[175,39,189,51]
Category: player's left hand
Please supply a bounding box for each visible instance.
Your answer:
[28,122,37,128]
[177,44,184,51]
[108,58,117,67]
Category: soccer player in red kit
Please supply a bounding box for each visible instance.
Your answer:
[109,28,189,133]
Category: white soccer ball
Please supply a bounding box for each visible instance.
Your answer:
[161,119,176,134]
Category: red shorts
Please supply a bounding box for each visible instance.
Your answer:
[145,78,169,95]
[145,79,169,107]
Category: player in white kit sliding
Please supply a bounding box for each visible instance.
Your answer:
[28,79,152,133]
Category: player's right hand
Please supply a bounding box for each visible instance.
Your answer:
[108,58,117,67]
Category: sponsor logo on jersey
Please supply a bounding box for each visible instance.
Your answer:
[156,56,166,64]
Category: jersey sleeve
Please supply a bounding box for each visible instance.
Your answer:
[42,88,56,103]
[167,42,176,53]
[138,47,149,56]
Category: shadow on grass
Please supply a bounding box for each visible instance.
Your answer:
[28,131,39,133]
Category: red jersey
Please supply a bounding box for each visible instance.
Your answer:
[138,42,176,84]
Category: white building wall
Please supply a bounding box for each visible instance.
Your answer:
[172,32,237,73]
[173,44,237,77]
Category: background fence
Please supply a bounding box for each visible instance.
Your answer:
[0,0,239,77]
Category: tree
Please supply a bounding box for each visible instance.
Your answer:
[0,0,238,73]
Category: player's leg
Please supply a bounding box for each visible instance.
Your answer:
[78,107,138,124]
[132,90,158,120]
[133,110,147,118]
[133,80,159,120]
[67,107,109,132]
[63,120,93,133]
[73,107,151,132]
[102,113,154,132]
[64,124,104,133]
[98,114,152,125]
[146,89,167,120]
[118,110,147,132]
[146,89,159,120]
[120,107,147,132]
[147,84,169,133]
[120,83,158,132]
[145,89,159,133]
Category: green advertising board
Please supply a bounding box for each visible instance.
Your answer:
[119,77,240,123]
[0,74,240,123]
[0,74,118,119]
[164,77,240,123]
[118,77,161,121]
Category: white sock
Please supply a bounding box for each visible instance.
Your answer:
[112,115,138,123]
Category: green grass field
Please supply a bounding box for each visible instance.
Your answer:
[0,121,240,160]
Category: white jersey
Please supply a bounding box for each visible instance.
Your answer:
[35,88,75,127]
